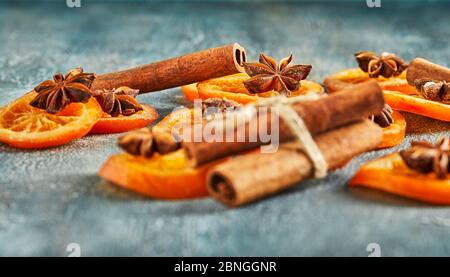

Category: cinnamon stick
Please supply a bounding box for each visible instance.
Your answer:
[207,120,382,207]
[183,81,384,166]
[406,58,450,85]
[91,43,246,92]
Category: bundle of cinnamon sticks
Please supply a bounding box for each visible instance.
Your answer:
[182,81,385,207]
[93,43,385,207]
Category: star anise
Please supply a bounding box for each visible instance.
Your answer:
[355,51,408,78]
[370,104,394,128]
[91,86,143,117]
[414,78,450,102]
[119,98,242,158]
[30,68,95,114]
[202,98,241,118]
[243,53,312,96]
[118,128,154,158]
[400,137,450,179]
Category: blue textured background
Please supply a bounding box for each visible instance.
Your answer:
[0,0,450,256]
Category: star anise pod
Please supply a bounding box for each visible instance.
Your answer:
[201,98,241,118]
[30,68,95,114]
[243,53,312,96]
[355,51,408,78]
[91,86,143,117]
[414,78,450,102]
[370,104,394,128]
[118,128,154,158]
[400,137,450,179]
[118,98,242,158]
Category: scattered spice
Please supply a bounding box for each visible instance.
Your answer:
[152,127,181,155]
[414,79,450,102]
[355,51,408,78]
[91,86,143,117]
[201,98,241,118]
[400,138,450,179]
[30,68,95,114]
[120,98,241,158]
[370,104,394,128]
[118,128,154,158]
[243,53,312,96]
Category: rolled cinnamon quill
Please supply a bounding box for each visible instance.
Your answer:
[183,81,384,166]
[92,43,246,92]
[406,58,450,85]
[208,120,382,207]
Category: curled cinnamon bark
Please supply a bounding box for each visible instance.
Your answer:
[183,81,385,166]
[208,120,382,207]
[92,43,247,93]
[407,58,450,85]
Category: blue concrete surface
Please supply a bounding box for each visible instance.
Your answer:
[0,0,449,256]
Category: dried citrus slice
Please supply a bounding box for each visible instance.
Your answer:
[181,83,200,102]
[350,153,450,205]
[324,68,416,95]
[182,73,324,104]
[99,109,225,200]
[0,91,102,149]
[383,90,450,122]
[377,111,406,149]
[90,104,159,134]
[98,149,223,200]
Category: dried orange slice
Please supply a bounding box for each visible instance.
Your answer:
[350,153,450,205]
[378,111,406,149]
[98,149,222,200]
[99,108,225,200]
[325,69,450,122]
[90,104,159,134]
[324,68,416,95]
[181,83,200,102]
[383,90,450,122]
[182,73,324,104]
[0,92,102,149]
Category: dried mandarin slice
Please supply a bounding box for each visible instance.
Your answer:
[0,92,102,149]
[90,104,159,134]
[324,68,416,95]
[183,73,324,104]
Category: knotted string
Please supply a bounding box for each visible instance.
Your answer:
[204,92,328,178]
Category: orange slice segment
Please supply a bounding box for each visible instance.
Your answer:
[181,83,200,102]
[0,92,102,149]
[90,104,159,134]
[99,108,225,200]
[377,111,406,149]
[99,150,221,200]
[324,68,416,95]
[383,90,450,122]
[349,153,450,205]
[183,73,324,104]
